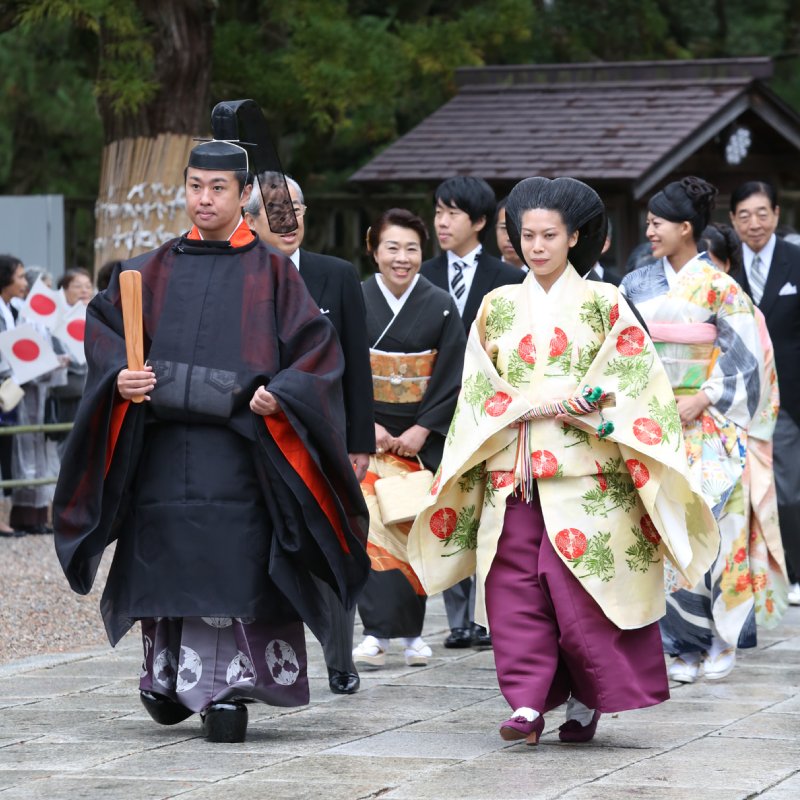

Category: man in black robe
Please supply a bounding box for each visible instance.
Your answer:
[53,133,369,742]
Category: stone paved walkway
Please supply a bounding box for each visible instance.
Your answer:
[1,597,799,799]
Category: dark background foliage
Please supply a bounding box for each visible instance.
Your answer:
[0,0,798,198]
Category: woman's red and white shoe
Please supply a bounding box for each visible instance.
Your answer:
[499,712,545,746]
[558,710,601,743]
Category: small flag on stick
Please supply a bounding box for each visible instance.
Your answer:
[20,277,67,331]
[0,323,60,384]
[53,303,87,366]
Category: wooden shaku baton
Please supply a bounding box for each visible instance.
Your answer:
[119,270,145,404]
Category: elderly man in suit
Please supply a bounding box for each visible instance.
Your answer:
[730,180,800,603]
[421,176,525,649]
[244,176,375,693]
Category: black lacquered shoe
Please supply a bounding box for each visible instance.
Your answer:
[139,690,194,725]
[328,667,360,695]
[201,701,248,743]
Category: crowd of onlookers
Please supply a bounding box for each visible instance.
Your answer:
[0,258,115,537]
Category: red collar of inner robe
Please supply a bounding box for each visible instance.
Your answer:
[187,217,255,247]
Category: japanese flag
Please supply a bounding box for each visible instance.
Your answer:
[53,302,87,365]
[20,276,66,331]
[0,323,60,385]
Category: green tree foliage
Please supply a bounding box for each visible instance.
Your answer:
[212,0,536,185]
[0,20,101,195]
[16,0,158,117]
[0,0,798,195]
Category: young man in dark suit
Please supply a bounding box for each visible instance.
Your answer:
[730,180,800,602]
[422,177,525,335]
[244,176,375,693]
[421,176,525,648]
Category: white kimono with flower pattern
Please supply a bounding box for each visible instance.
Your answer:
[407,265,718,630]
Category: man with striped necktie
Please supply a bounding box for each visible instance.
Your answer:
[421,176,524,648]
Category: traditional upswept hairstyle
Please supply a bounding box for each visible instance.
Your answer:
[648,176,718,240]
[504,177,607,275]
[366,208,429,262]
[698,223,743,278]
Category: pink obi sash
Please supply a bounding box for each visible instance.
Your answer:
[648,322,716,345]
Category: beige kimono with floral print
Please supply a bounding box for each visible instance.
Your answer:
[408,266,718,630]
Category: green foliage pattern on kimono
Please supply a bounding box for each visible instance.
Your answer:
[408,266,719,630]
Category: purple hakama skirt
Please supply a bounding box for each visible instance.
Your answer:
[485,492,669,714]
[139,616,309,713]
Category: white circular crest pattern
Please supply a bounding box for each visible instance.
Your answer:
[153,648,178,690]
[265,639,300,686]
[226,651,257,685]
[202,617,233,628]
[175,646,203,693]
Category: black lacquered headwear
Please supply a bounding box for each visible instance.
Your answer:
[195,99,298,235]
[505,177,607,275]
[188,139,249,172]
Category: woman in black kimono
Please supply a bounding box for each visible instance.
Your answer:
[353,208,466,668]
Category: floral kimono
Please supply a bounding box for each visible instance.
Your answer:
[408,265,718,634]
[744,309,789,627]
[621,253,765,652]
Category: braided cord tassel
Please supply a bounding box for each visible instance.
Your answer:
[514,419,535,502]
[512,386,615,497]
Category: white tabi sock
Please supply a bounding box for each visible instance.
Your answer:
[566,697,596,726]
[510,707,539,722]
[707,633,732,659]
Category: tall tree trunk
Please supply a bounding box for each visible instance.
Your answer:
[94,1,215,268]
[98,0,215,141]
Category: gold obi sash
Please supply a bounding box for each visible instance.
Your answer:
[370,349,437,404]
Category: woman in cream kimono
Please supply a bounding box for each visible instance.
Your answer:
[408,178,717,746]
[622,179,766,684]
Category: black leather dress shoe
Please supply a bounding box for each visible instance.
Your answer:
[328,667,360,695]
[471,624,493,650]
[201,700,248,743]
[444,627,472,648]
[140,690,194,725]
